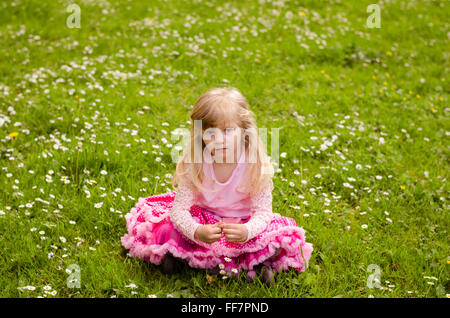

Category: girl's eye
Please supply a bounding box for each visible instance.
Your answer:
[205,130,215,136]
[225,128,235,134]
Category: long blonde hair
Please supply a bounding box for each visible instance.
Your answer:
[171,87,274,196]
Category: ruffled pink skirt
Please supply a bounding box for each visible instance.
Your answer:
[120,191,313,277]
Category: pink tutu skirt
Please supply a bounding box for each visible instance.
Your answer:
[120,191,313,277]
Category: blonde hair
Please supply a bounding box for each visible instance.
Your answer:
[171,87,274,196]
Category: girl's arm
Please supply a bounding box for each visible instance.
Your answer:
[243,185,274,242]
[169,181,202,243]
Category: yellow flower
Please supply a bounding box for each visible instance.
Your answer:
[439,97,444,102]
[416,94,420,99]
[402,97,407,101]
[300,11,306,16]
[446,260,450,265]
[8,132,19,138]
[385,73,390,77]
[400,185,405,190]
[386,51,392,56]
[383,81,388,86]
[320,69,325,74]
[75,95,79,99]
[325,74,330,79]
[372,75,377,80]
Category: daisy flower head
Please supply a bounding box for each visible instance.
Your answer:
[94,202,103,209]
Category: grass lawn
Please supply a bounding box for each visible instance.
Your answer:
[0,0,448,298]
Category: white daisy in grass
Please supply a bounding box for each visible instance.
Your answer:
[125,283,137,289]
[361,224,368,229]
[224,257,232,263]
[148,294,157,298]
[94,202,103,208]
[43,285,52,291]
[100,170,107,175]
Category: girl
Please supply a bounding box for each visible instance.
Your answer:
[121,87,313,286]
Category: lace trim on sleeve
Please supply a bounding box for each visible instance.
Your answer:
[243,185,274,242]
[169,182,201,242]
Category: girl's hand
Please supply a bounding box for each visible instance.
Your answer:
[194,224,223,244]
[222,223,248,243]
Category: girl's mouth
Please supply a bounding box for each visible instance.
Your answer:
[215,147,227,151]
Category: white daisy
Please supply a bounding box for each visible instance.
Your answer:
[125,283,137,289]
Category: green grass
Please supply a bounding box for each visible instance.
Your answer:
[0,0,448,298]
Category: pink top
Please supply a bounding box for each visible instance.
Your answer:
[195,143,252,218]
[169,144,274,244]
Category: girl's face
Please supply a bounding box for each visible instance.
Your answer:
[203,123,242,163]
